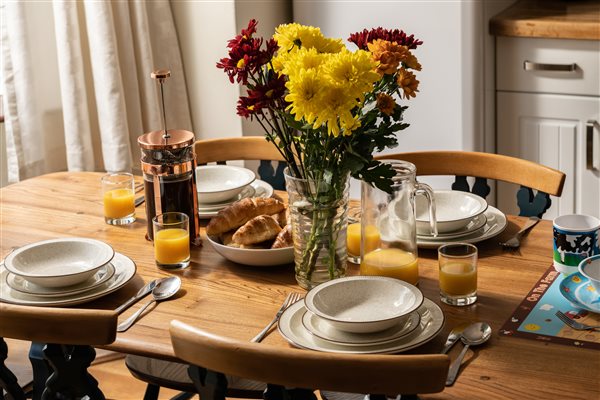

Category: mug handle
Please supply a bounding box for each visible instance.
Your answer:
[415,182,438,237]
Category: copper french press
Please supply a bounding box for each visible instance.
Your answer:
[138,69,201,246]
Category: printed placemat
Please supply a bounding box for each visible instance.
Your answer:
[500,266,600,350]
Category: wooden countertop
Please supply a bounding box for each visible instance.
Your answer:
[490,0,600,40]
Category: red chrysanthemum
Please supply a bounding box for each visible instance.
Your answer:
[348,28,423,50]
[216,20,276,84]
[236,74,287,118]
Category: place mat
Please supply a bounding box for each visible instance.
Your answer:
[500,266,600,350]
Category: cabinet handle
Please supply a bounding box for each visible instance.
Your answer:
[523,61,577,72]
[588,120,599,171]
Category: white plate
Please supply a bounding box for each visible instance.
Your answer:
[198,180,274,219]
[0,252,136,306]
[417,214,487,240]
[417,206,507,249]
[6,262,116,298]
[278,297,444,354]
[301,309,421,346]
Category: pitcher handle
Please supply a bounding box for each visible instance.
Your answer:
[415,182,437,237]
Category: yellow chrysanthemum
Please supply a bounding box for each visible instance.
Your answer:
[274,23,344,54]
[397,68,419,99]
[311,85,357,137]
[324,49,379,101]
[285,68,323,124]
[281,47,326,79]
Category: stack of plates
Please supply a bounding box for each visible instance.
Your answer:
[278,277,444,354]
[416,191,508,248]
[1,238,136,306]
[196,165,274,218]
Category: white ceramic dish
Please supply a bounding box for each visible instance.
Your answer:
[196,165,256,204]
[0,252,136,306]
[3,238,115,288]
[199,180,274,219]
[198,185,256,210]
[207,235,294,267]
[304,276,424,333]
[416,190,488,234]
[278,297,444,354]
[301,309,420,346]
[417,205,507,249]
[6,262,115,298]
[578,255,600,292]
[417,214,487,240]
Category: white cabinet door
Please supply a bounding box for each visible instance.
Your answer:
[497,92,600,219]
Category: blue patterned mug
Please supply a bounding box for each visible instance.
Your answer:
[553,214,600,274]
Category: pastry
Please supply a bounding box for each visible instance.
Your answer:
[206,197,285,236]
[232,215,282,245]
[271,224,293,248]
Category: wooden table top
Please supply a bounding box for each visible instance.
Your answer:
[1,172,599,399]
[490,0,600,40]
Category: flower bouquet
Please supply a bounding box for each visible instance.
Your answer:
[218,20,422,289]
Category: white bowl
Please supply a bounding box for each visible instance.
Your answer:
[416,190,488,233]
[4,238,115,288]
[196,165,256,204]
[579,255,600,292]
[304,276,424,333]
[207,235,294,267]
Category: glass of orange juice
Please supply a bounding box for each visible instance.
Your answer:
[101,172,136,225]
[438,243,478,306]
[153,212,190,269]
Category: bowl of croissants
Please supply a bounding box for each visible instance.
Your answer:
[205,197,294,266]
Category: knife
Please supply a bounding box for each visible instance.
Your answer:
[115,279,158,314]
[440,323,468,354]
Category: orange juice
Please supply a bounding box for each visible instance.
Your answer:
[103,188,135,218]
[154,228,190,264]
[347,224,381,257]
[439,262,477,295]
[360,248,419,285]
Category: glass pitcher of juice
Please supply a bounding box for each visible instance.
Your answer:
[360,160,436,285]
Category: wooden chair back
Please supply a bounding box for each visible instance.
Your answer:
[170,320,450,398]
[0,303,117,345]
[195,137,286,190]
[376,151,566,217]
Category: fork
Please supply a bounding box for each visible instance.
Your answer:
[555,311,600,331]
[500,216,540,249]
[251,292,302,342]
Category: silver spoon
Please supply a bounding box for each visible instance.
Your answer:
[117,276,181,332]
[445,322,492,386]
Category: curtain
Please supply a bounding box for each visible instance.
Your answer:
[1,0,192,182]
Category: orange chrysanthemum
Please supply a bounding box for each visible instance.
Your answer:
[403,52,422,71]
[376,93,396,115]
[367,39,409,75]
[396,68,419,99]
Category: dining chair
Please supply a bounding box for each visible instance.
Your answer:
[376,151,566,218]
[0,303,117,399]
[169,320,450,400]
[195,136,287,190]
[125,135,286,400]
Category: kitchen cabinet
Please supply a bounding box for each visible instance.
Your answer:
[495,36,600,219]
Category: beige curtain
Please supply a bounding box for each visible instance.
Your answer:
[1,0,191,182]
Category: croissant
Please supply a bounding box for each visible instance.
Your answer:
[272,207,288,228]
[271,224,293,249]
[232,215,282,245]
[206,197,285,236]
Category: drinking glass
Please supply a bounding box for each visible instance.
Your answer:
[360,160,436,285]
[102,172,136,225]
[153,212,190,270]
[438,243,478,306]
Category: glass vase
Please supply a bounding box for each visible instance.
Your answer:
[285,170,349,290]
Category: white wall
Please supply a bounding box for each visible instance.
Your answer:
[171,1,242,140]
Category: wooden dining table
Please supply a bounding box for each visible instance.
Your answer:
[1,171,598,399]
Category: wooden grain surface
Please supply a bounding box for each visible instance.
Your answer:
[490,0,600,40]
[1,172,599,399]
